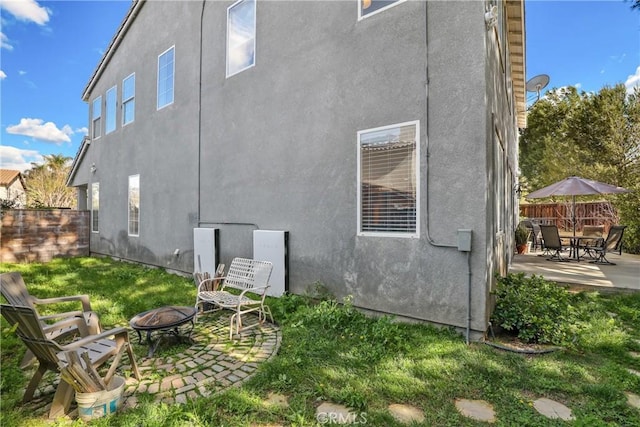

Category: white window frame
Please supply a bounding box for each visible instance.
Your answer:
[105,86,117,134]
[357,120,420,238]
[157,46,175,110]
[226,0,256,78]
[91,182,99,233]
[92,96,102,139]
[358,0,407,21]
[128,175,140,236]
[122,73,135,126]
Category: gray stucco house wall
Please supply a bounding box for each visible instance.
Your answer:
[68,0,526,340]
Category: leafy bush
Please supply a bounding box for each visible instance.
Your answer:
[491,273,576,344]
[515,224,530,245]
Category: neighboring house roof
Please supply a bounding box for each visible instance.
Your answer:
[82,0,527,128]
[0,169,26,189]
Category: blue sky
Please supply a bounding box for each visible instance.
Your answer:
[1,0,639,172]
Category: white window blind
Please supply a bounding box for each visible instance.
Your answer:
[358,122,418,235]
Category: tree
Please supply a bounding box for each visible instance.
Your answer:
[24,154,76,209]
[520,84,640,253]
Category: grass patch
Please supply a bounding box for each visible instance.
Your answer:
[2,258,639,426]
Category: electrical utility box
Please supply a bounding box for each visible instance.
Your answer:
[253,230,289,297]
[457,229,472,252]
[193,228,219,273]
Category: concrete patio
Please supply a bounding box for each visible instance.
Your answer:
[510,250,640,292]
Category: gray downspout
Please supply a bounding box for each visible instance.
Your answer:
[467,250,472,344]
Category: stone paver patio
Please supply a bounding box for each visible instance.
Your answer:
[24,311,280,418]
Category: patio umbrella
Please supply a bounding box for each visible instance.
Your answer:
[525,176,630,236]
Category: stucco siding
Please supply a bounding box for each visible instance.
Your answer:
[83,0,201,270]
[71,0,524,338]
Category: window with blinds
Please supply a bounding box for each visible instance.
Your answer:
[358,121,419,236]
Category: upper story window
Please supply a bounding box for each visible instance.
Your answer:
[128,174,140,236]
[227,0,256,78]
[357,121,419,237]
[92,96,102,139]
[157,47,175,110]
[91,182,99,233]
[358,0,406,20]
[123,73,135,125]
[105,86,117,134]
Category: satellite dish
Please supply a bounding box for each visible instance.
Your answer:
[526,74,550,102]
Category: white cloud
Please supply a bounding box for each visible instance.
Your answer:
[6,118,74,144]
[18,70,26,75]
[625,66,640,95]
[75,127,88,136]
[0,0,50,25]
[1,32,13,50]
[0,70,6,80]
[0,145,43,172]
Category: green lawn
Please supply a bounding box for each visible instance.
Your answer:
[1,257,639,426]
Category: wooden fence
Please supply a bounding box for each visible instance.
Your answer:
[519,201,619,233]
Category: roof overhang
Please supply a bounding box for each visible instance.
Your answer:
[66,137,90,186]
[506,0,526,128]
[81,0,145,101]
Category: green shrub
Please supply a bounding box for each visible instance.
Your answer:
[491,273,576,345]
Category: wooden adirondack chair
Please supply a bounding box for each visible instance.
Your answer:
[0,304,140,419]
[1,272,101,367]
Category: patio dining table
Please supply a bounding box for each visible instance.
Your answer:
[559,234,602,261]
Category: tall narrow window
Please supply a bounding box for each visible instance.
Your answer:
[357,121,419,237]
[105,86,116,134]
[122,73,135,125]
[92,96,102,139]
[128,175,140,236]
[91,182,99,233]
[227,0,256,77]
[157,46,174,109]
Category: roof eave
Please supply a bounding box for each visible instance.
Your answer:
[81,0,145,102]
[66,137,91,186]
[506,0,527,128]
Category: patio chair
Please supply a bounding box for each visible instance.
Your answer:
[195,257,273,339]
[578,225,605,259]
[0,304,140,419]
[531,223,543,252]
[587,225,627,265]
[1,272,101,367]
[539,225,571,262]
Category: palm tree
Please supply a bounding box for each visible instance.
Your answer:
[24,154,75,208]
